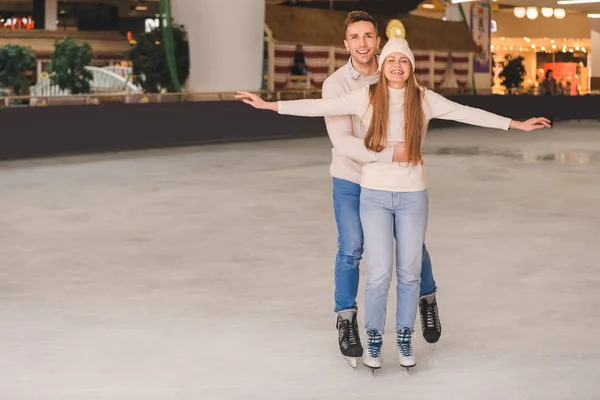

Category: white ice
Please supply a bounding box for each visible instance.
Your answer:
[1,121,599,399]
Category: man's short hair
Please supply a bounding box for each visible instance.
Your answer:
[344,11,378,36]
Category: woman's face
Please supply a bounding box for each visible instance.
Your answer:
[383,52,412,88]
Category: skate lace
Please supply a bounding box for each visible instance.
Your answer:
[348,316,360,346]
[366,330,382,358]
[396,328,413,357]
[422,299,440,330]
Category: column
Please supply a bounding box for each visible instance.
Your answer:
[171,0,266,93]
[591,19,600,91]
[33,0,58,30]
[446,1,492,91]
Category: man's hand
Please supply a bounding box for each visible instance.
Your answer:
[392,142,408,163]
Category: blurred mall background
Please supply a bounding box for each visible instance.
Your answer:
[0,0,599,158]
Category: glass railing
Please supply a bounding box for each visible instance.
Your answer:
[1,88,599,108]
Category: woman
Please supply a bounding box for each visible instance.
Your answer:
[236,37,549,371]
[539,69,557,126]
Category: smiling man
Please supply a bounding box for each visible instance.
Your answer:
[321,11,442,368]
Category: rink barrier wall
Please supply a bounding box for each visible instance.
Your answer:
[1,95,600,160]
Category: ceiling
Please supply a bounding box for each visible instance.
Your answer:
[270,0,600,13]
[498,0,600,13]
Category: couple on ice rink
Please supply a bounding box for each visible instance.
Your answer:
[236,11,549,373]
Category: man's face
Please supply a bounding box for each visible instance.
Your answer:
[344,21,380,67]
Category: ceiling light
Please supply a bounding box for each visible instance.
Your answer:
[554,8,566,19]
[541,7,554,17]
[526,7,539,19]
[514,7,526,18]
[422,4,435,9]
[588,13,600,18]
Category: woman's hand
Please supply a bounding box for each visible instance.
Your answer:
[510,117,551,131]
[235,91,278,111]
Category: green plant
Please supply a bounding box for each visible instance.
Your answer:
[128,22,189,93]
[49,38,94,94]
[0,45,36,95]
[499,54,526,94]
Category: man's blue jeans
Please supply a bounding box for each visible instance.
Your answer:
[333,178,436,313]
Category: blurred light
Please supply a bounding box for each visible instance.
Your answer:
[541,7,554,17]
[526,7,538,19]
[514,7,526,18]
[554,8,566,19]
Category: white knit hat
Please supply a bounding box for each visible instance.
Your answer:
[377,37,415,72]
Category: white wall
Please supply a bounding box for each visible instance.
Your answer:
[171,0,265,93]
[44,0,57,30]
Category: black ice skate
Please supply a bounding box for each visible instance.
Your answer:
[336,309,363,368]
[419,291,442,349]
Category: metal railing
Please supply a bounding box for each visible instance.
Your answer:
[0,89,325,107]
[29,66,141,97]
[2,87,599,108]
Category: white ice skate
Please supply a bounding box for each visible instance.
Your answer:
[397,328,416,374]
[363,330,383,375]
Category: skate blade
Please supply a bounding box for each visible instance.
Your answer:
[367,366,381,376]
[401,363,416,375]
[343,357,359,369]
[364,363,381,375]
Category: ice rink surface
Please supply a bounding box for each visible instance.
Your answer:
[1,121,599,399]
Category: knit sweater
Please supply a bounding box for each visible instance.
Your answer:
[278,86,512,192]
[320,63,393,184]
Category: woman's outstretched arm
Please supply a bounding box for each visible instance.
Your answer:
[424,90,550,131]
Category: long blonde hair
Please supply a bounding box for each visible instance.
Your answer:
[364,65,425,165]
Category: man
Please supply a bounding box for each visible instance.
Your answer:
[322,11,442,367]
